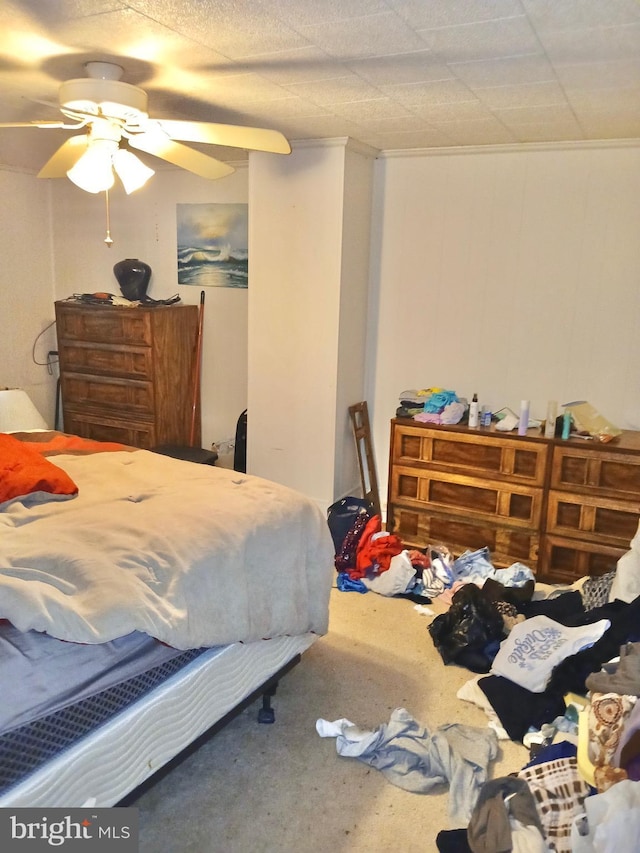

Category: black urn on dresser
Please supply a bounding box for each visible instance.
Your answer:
[113,258,152,301]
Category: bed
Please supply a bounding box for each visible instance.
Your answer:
[0,430,334,807]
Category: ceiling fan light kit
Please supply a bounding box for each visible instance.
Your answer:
[66,138,116,193]
[111,149,155,194]
[63,116,155,194]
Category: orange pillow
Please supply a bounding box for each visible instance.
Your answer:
[0,433,78,507]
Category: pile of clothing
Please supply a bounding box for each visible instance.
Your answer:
[333,509,461,599]
[396,387,466,424]
[428,556,640,852]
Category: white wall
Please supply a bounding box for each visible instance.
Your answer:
[369,141,640,509]
[248,142,346,505]
[3,140,640,517]
[334,144,375,501]
[0,168,57,423]
[49,166,249,451]
[248,140,375,509]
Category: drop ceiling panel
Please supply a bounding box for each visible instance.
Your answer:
[0,0,639,176]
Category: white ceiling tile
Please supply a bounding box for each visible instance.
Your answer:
[129,0,310,58]
[538,22,640,64]
[554,58,640,90]
[325,96,417,121]
[430,116,516,144]
[278,114,371,139]
[410,100,497,123]
[449,54,555,87]
[366,126,456,148]
[381,78,478,109]
[347,51,452,86]
[522,0,640,32]
[577,113,640,138]
[493,103,582,127]
[241,96,332,120]
[474,80,567,109]
[187,72,290,105]
[388,0,527,30]
[296,11,429,59]
[14,0,125,22]
[49,8,233,82]
[416,15,540,62]
[230,47,344,85]
[508,120,586,143]
[567,86,640,113]
[283,74,386,106]
[249,0,391,29]
[355,113,434,132]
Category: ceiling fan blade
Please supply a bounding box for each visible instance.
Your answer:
[0,120,73,129]
[129,130,235,180]
[37,135,89,178]
[151,119,291,155]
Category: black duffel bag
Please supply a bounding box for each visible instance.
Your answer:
[326,497,373,556]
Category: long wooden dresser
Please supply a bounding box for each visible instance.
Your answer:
[386,417,640,583]
[55,300,199,449]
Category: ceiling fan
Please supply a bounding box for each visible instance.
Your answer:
[0,61,291,193]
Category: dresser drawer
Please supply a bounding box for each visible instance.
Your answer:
[539,535,625,584]
[56,305,152,345]
[62,412,156,449]
[60,341,153,380]
[392,424,548,487]
[62,374,154,416]
[547,489,639,548]
[390,465,544,529]
[551,444,640,501]
[389,506,539,567]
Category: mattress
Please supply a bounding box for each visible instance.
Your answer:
[0,432,331,807]
[0,632,317,807]
[0,622,199,736]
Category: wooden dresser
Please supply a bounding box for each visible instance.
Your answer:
[55,301,200,449]
[386,418,640,583]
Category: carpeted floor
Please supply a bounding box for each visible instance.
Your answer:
[133,585,529,852]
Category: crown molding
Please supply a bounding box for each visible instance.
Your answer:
[380,138,640,159]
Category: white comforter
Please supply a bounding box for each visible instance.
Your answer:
[0,450,334,649]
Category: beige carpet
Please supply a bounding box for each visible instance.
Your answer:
[134,585,529,852]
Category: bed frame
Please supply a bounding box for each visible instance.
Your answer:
[0,633,317,808]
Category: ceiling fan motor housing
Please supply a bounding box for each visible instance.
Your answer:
[59,78,148,124]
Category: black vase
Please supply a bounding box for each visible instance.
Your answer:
[113,258,152,301]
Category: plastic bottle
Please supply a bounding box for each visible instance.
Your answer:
[518,400,530,436]
[481,406,492,428]
[562,408,572,440]
[544,401,558,439]
[468,393,479,428]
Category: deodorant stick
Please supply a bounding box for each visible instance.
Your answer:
[518,400,530,436]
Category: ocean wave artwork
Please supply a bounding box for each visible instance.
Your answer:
[177,203,248,288]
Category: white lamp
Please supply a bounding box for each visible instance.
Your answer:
[67,139,154,194]
[0,389,49,432]
[112,148,155,193]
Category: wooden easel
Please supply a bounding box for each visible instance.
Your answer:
[348,401,381,517]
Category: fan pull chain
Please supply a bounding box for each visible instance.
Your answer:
[104,189,113,247]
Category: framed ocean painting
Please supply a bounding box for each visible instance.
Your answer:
[177,203,248,288]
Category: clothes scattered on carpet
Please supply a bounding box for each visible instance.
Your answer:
[324,505,640,851]
[316,708,498,828]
